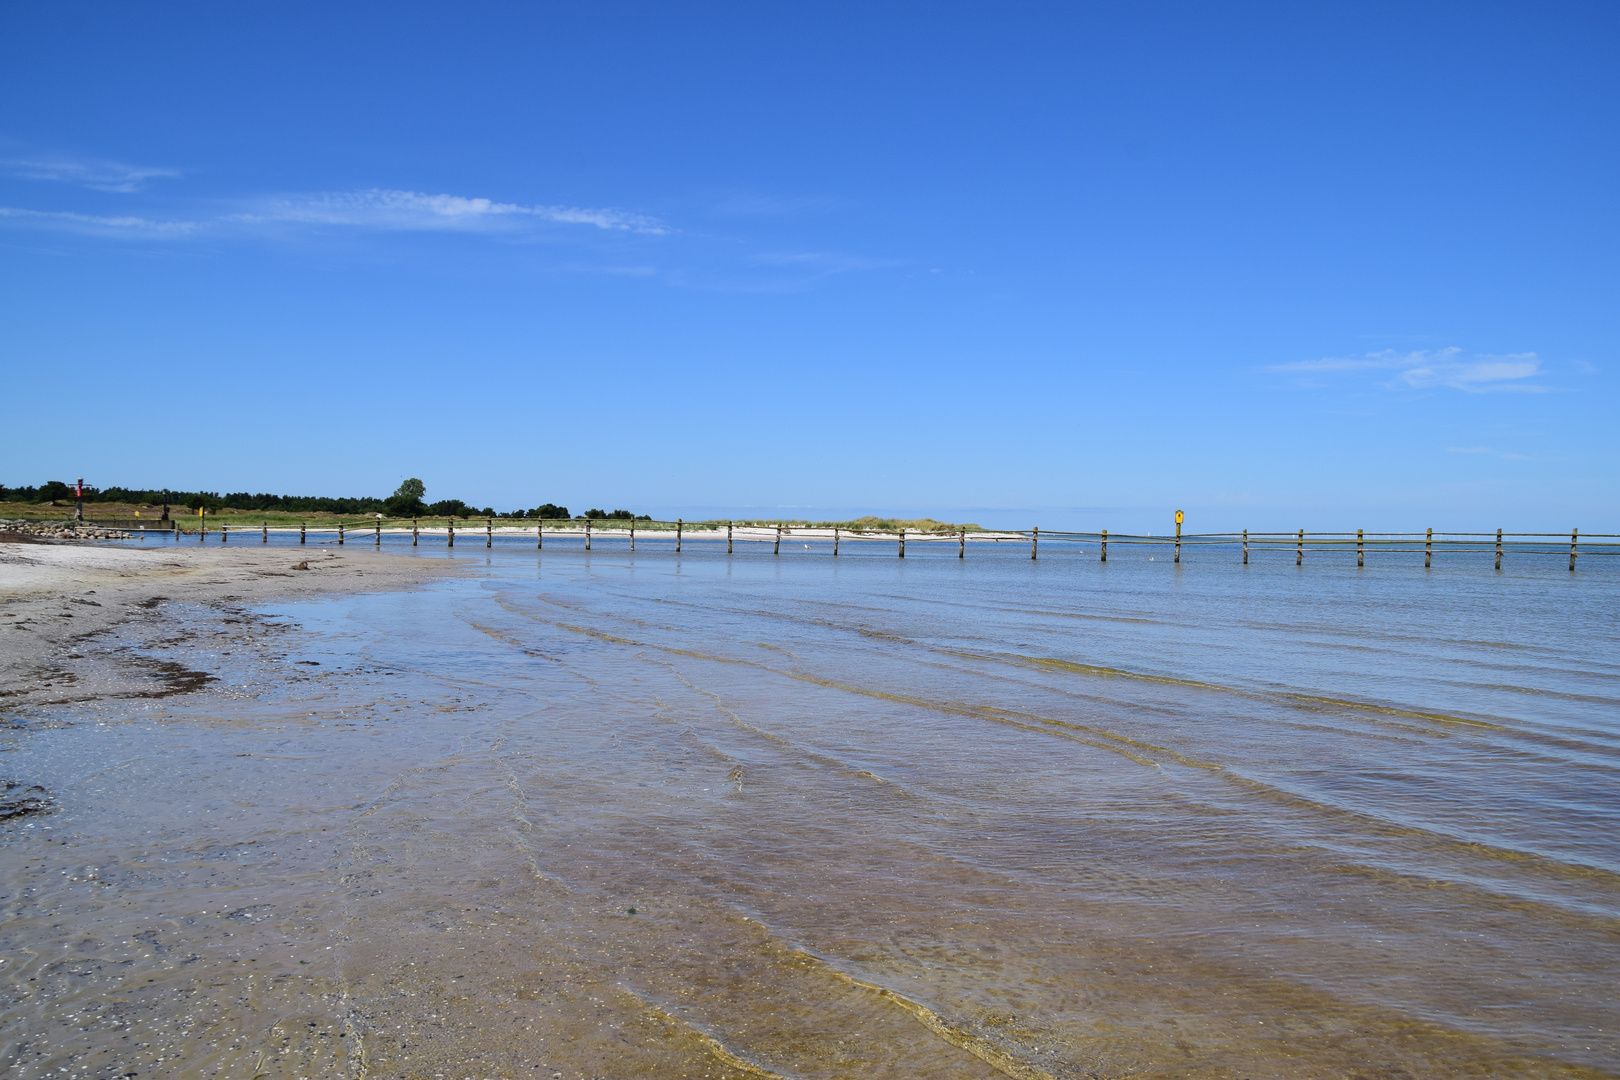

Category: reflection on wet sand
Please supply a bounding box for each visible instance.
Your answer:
[2,540,1617,1078]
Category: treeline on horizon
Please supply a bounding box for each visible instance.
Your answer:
[0,479,648,522]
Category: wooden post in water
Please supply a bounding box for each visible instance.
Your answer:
[338,522,344,545]
[677,519,683,553]
[774,526,781,556]
[448,521,455,548]
[262,521,268,544]
[413,519,419,547]
[486,520,492,548]
[630,519,635,551]
[1100,528,1107,562]
[1425,528,1432,568]
[1296,529,1303,566]
[199,509,206,542]
[585,519,591,551]
[1242,529,1248,565]
[1495,528,1503,571]
[376,518,382,547]
[299,523,305,545]
[959,527,966,559]
[1357,529,1364,568]
[1174,511,1182,564]
[833,527,839,557]
[727,521,733,554]
[536,523,542,550]
[898,529,906,558]
[1031,526,1038,560]
[222,524,228,544]
[174,521,180,541]
[1570,528,1579,572]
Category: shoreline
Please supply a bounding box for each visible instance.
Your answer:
[0,539,462,712]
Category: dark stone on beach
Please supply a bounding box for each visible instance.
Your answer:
[131,658,216,698]
[0,780,52,819]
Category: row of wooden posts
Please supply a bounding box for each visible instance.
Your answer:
[177,517,1598,571]
[1169,525,1587,571]
[194,517,972,557]
[1216,527,1586,572]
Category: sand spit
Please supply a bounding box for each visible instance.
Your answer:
[245,522,1029,542]
[0,539,459,710]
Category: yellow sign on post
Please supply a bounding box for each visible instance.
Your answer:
[1175,510,1184,526]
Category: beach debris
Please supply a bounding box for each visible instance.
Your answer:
[728,764,745,791]
[0,780,52,819]
[292,561,310,570]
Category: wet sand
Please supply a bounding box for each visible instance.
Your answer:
[2,537,1615,1079]
[0,539,461,708]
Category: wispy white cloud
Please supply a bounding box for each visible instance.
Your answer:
[1401,351,1542,391]
[0,206,199,236]
[0,154,181,192]
[0,187,665,241]
[234,189,665,234]
[1271,347,1546,392]
[0,180,902,290]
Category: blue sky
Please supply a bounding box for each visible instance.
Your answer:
[2,2,1616,531]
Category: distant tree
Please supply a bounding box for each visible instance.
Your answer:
[385,477,427,517]
[37,480,71,504]
[584,508,607,519]
[605,509,636,520]
[479,507,495,517]
[532,502,569,520]
[635,514,651,521]
[427,499,472,518]
[96,487,151,504]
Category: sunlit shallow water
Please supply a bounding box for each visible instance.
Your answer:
[3,535,1617,1078]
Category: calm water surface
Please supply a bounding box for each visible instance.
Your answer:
[3,535,1617,1079]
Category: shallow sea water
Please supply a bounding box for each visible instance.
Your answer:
[2,534,1617,1079]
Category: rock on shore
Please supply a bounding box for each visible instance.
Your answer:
[0,518,132,541]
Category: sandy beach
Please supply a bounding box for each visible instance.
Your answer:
[1,536,1615,1079]
[1,538,461,711]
